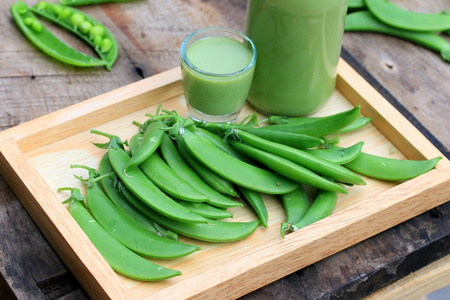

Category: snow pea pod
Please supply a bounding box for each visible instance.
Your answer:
[237,186,268,228]
[122,187,260,242]
[159,134,242,208]
[73,165,199,259]
[342,150,442,181]
[126,121,165,170]
[281,186,310,225]
[231,141,348,194]
[263,106,361,137]
[365,0,450,32]
[181,128,299,195]
[176,200,234,220]
[30,1,118,70]
[176,137,239,197]
[234,130,366,186]
[65,189,181,281]
[345,11,450,62]
[60,0,136,6]
[91,130,209,224]
[98,152,179,240]
[337,117,372,134]
[348,0,366,11]
[10,1,107,67]
[304,142,365,165]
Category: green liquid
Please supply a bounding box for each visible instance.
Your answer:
[245,0,347,116]
[181,36,255,117]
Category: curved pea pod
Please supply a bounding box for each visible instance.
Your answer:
[176,200,234,220]
[181,128,299,195]
[336,117,372,134]
[348,0,366,11]
[98,152,179,240]
[176,137,239,197]
[365,0,450,32]
[304,142,365,165]
[126,121,165,170]
[122,187,260,242]
[237,186,268,228]
[263,106,361,137]
[342,151,442,181]
[231,141,348,194]
[10,1,107,68]
[159,134,242,208]
[287,190,338,232]
[30,1,118,70]
[281,186,310,225]
[66,192,181,281]
[234,130,366,186]
[75,165,200,259]
[345,11,450,63]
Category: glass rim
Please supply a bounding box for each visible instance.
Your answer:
[180,27,257,77]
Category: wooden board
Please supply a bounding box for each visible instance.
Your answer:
[0,59,448,300]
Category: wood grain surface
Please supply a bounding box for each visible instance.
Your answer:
[1,0,449,299]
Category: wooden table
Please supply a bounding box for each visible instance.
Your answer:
[1,0,449,299]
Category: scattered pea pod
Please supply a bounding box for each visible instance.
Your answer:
[348,0,366,11]
[30,1,118,70]
[341,149,442,181]
[98,152,179,240]
[237,186,269,228]
[60,0,136,6]
[71,164,199,259]
[337,117,372,134]
[234,130,366,186]
[365,0,450,32]
[121,185,260,242]
[159,133,242,208]
[262,106,362,137]
[63,188,181,281]
[90,129,209,224]
[10,1,107,68]
[345,11,450,63]
[180,127,299,195]
[176,200,234,220]
[305,141,365,165]
[280,186,310,225]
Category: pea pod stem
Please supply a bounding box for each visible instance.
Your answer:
[345,11,450,62]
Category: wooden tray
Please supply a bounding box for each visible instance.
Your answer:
[0,59,449,300]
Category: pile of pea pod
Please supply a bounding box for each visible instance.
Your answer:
[10,0,128,70]
[60,105,441,281]
[346,0,450,63]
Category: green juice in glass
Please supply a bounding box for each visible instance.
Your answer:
[181,28,256,122]
[245,0,347,116]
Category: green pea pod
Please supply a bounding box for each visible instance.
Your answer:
[231,141,348,194]
[98,152,179,241]
[10,1,107,68]
[159,134,242,208]
[177,137,239,197]
[342,150,442,181]
[365,0,450,32]
[122,187,260,242]
[345,11,450,62]
[73,165,199,259]
[90,130,209,224]
[304,141,365,165]
[281,186,310,225]
[336,117,372,134]
[289,190,338,231]
[180,128,299,195]
[237,186,268,228]
[66,190,181,281]
[126,121,165,170]
[30,1,118,70]
[234,130,366,186]
[348,0,366,11]
[262,106,362,137]
[60,0,136,6]
[176,200,234,220]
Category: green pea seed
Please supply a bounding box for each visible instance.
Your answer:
[31,19,43,32]
[79,21,92,34]
[24,17,34,26]
[53,5,62,16]
[36,1,47,10]
[93,35,102,47]
[100,38,112,53]
[59,7,71,19]
[70,13,85,27]
[89,25,105,40]
[17,3,28,14]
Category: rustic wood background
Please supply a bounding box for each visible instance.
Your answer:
[0,0,449,299]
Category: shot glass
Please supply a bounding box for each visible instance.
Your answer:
[180,27,256,123]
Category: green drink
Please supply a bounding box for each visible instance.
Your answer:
[181,27,256,122]
[245,0,348,116]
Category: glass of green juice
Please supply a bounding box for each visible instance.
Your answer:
[180,27,257,122]
[245,0,348,116]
